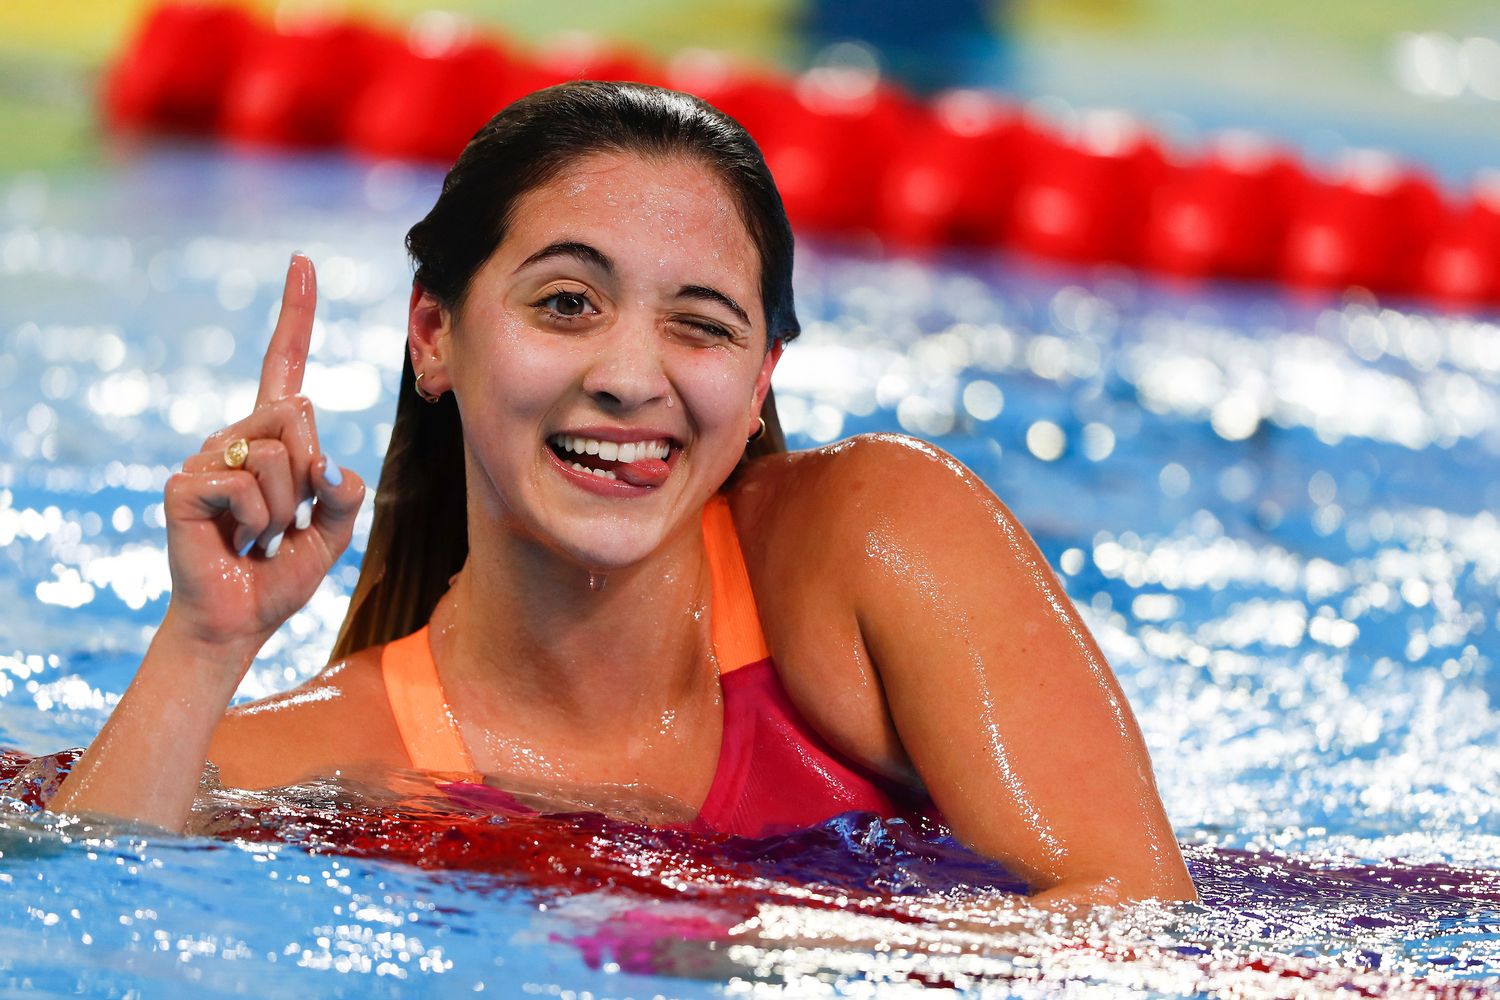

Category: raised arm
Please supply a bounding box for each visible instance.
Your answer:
[49,255,366,830]
[838,434,1194,904]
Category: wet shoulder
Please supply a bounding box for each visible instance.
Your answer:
[723,433,975,787]
[728,432,983,550]
[207,642,410,790]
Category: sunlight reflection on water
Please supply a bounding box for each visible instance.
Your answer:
[0,149,1497,996]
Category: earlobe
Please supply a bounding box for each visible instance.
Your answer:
[751,339,785,412]
[408,284,454,392]
[746,339,784,440]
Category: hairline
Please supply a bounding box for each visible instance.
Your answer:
[443,145,777,351]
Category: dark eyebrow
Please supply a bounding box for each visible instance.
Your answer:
[676,284,750,327]
[514,241,615,275]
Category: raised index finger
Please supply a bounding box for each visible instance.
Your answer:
[256,253,317,408]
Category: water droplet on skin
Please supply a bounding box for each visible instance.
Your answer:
[588,571,607,592]
[666,396,673,408]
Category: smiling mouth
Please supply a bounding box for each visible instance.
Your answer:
[547,434,678,487]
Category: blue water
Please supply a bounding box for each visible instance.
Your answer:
[1,147,1498,997]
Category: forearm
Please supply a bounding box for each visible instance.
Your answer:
[48,610,258,831]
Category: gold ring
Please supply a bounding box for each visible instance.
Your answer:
[223,438,250,469]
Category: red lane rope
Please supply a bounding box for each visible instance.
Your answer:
[102,2,1500,312]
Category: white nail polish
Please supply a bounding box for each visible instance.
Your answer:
[294,497,313,531]
[265,532,283,558]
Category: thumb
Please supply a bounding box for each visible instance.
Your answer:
[309,456,365,551]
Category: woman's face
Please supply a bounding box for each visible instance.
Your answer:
[414,151,780,571]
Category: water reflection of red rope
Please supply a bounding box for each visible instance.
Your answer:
[1,748,1489,994]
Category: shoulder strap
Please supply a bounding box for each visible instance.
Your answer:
[381,499,767,764]
[701,494,772,675]
[380,626,476,773]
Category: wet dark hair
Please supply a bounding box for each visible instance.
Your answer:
[333,80,801,659]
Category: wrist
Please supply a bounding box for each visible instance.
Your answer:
[155,605,265,679]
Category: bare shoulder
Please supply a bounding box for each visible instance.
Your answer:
[730,433,1000,561]
[207,644,409,790]
[723,434,1000,785]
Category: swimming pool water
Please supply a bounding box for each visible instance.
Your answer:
[0,147,1497,997]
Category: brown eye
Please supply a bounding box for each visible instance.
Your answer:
[531,289,599,323]
[552,292,588,316]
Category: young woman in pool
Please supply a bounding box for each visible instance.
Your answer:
[52,81,1194,906]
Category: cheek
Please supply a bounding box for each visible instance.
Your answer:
[672,351,760,433]
[459,318,579,421]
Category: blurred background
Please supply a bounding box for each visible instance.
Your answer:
[3,0,1500,181]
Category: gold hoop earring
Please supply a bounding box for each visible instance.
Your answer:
[414,370,442,404]
[747,416,767,443]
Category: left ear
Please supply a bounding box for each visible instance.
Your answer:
[749,339,785,431]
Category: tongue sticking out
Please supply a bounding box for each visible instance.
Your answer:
[617,457,670,488]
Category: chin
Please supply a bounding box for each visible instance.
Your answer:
[525,487,682,563]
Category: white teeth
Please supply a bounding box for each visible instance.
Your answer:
[571,460,618,480]
[552,435,672,462]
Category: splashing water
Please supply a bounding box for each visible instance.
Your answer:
[0,150,1497,996]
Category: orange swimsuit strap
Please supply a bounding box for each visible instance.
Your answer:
[381,493,770,772]
[700,493,772,673]
[381,626,475,774]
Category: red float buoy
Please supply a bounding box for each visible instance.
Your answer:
[104,2,261,134]
[1418,178,1500,308]
[754,66,918,234]
[220,16,401,150]
[1281,151,1445,295]
[875,89,1029,250]
[664,50,785,142]
[1142,131,1306,280]
[1008,109,1168,266]
[346,23,514,163]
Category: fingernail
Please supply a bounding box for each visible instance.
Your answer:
[294,497,314,531]
[323,461,344,487]
[264,532,283,558]
[237,536,256,558]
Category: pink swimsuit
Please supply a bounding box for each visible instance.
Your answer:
[379,495,931,838]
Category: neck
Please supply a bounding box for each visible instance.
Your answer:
[429,505,715,729]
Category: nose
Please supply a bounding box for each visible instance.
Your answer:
[581,313,671,412]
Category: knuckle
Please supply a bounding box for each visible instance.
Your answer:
[240,489,270,525]
[163,472,190,502]
[259,438,290,463]
[226,469,258,497]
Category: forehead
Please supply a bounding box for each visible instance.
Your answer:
[500,152,760,286]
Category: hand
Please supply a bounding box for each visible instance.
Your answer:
[160,255,366,658]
